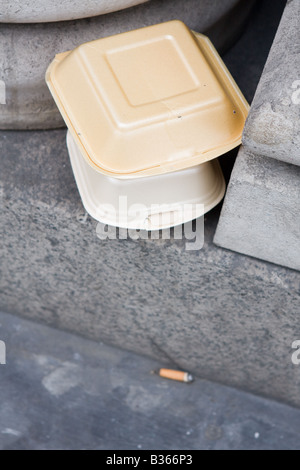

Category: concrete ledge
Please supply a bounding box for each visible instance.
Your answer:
[242,0,300,166]
[1,129,300,407]
[214,147,300,271]
[0,0,149,23]
[0,0,256,129]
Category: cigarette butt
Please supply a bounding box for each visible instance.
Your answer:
[154,368,194,383]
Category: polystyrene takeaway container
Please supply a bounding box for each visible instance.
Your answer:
[67,130,225,230]
[46,21,249,229]
[46,21,249,179]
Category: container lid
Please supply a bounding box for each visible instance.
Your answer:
[46,20,249,178]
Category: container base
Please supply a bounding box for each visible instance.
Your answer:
[67,131,226,230]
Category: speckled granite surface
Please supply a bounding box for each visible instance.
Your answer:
[242,0,300,166]
[0,0,256,129]
[1,129,300,406]
[214,147,300,271]
[215,0,300,270]
[0,0,148,22]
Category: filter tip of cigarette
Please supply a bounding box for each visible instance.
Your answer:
[152,368,194,383]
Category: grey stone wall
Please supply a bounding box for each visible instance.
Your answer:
[1,129,300,407]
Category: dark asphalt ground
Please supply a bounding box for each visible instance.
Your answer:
[1,309,300,450]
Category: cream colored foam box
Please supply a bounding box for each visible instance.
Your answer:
[67,131,225,230]
[46,21,249,179]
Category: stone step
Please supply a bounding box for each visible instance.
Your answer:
[0,0,256,129]
[214,146,300,272]
[242,0,300,167]
[1,128,300,407]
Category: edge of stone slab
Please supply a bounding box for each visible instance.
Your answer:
[242,0,300,166]
[213,146,300,272]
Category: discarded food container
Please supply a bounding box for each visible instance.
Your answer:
[46,21,249,228]
[67,130,225,230]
